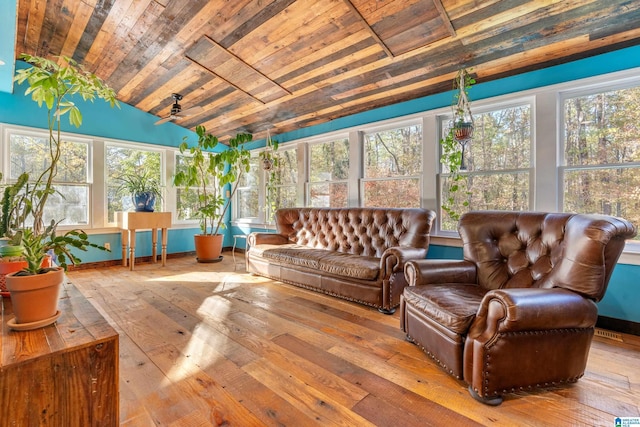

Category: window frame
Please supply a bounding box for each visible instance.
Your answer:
[436,98,534,234]
[359,119,423,209]
[3,124,94,230]
[233,154,262,223]
[104,140,165,226]
[558,78,640,251]
[307,135,350,208]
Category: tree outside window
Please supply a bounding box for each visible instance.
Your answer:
[9,131,90,226]
[439,104,531,231]
[309,138,349,207]
[362,124,422,208]
[563,86,640,239]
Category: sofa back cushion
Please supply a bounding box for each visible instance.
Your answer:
[275,207,436,258]
[459,211,636,301]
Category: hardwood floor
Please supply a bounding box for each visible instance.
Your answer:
[66,253,640,426]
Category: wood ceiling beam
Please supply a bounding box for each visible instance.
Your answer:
[341,0,394,58]
[432,0,456,38]
[203,35,292,96]
[184,55,266,105]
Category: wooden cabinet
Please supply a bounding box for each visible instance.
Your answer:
[1,281,119,426]
[116,211,172,270]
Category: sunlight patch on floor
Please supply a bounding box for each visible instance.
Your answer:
[162,295,231,385]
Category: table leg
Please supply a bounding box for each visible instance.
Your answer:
[121,230,128,267]
[151,228,158,264]
[161,228,168,267]
[129,230,136,271]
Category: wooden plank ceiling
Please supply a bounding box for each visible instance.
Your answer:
[14,0,640,142]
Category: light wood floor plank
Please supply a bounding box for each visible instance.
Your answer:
[67,254,640,426]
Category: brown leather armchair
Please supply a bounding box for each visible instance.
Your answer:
[400,211,636,405]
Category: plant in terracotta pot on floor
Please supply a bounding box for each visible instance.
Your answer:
[173,125,252,262]
[4,53,117,329]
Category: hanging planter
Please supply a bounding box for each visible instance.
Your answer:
[260,128,279,171]
[440,68,476,221]
[453,121,474,142]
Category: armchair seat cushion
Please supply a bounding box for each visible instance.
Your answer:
[403,284,487,334]
[254,244,380,280]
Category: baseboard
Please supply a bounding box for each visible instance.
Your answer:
[67,247,243,271]
[597,316,640,337]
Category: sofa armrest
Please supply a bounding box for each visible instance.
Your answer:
[247,232,289,246]
[404,259,477,286]
[380,247,428,277]
[468,288,598,341]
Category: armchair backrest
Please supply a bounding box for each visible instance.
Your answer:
[458,211,636,301]
[275,207,436,257]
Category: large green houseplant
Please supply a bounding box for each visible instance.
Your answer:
[3,54,118,329]
[173,125,252,262]
[440,68,476,222]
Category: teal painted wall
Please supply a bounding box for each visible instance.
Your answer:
[2,61,197,149]
[1,47,640,324]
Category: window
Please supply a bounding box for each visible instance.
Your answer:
[7,128,91,226]
[562,85,640,237]
[236,156,260,220]
[106,144,162,223]
[439,103,532,231]
[174,153,208,223]
[268,148,298,213]
[362,124,422,208]
[308,137,349,207]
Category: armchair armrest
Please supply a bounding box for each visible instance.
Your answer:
[247,232,289,246]
[380,247,428,277]
[468,288,598,341]
[404,259,477,286]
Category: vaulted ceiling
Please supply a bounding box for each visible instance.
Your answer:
[14,0,640,142]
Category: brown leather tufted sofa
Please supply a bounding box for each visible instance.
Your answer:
[247,207,436,313]
[400,210,636,405]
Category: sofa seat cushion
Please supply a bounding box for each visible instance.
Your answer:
[403,284,488,334]
[253,244,380,280]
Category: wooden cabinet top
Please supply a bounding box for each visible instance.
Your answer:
[1,281,119,368]
[116,211,172,230]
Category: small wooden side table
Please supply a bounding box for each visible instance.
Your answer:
[0,282,119,425]
[116,211,171,270]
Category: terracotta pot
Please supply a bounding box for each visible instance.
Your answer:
[0,259,28,293]
[194,234,223,262]
[453,122,474,141]
[5,268,64,325]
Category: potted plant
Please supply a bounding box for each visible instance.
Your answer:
[440,68,476,221]
[116,170,163,212]
[0,172,29,295]
[259,129,279,171]
[4,53,117,329]
[173,125,252,262]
